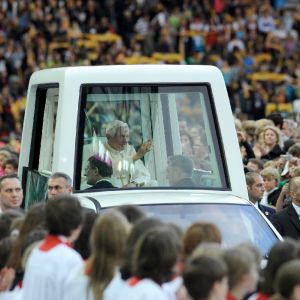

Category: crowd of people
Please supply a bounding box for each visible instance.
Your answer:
[1,0,300,299]
[0,0,300,148]
[1,187,300,300]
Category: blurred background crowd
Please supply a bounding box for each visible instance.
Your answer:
[0,0,300,168]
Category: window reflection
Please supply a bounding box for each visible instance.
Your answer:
[78,85,228,190]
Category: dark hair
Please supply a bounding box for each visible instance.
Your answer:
[168,155,193,176]
[284,139,296,153]
[0,236,16,269]
[4,157,18,170]
[288,143,300,158]
[260,239,297,295]
[73,211,97,259]
[275,260,300,298]
[133,226,180,284]
[266,112,283,129]
[247,158,264,171]
[0,174,20,189]
[183,255,227,300]
[7,203,46,270]
[121,217,163,280]
[0,210,24,240]
[88,156,113,178]
[45,195,83,236]
[116,205,145,224]
[21,229,47,256]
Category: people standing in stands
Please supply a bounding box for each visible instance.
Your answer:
[47,172,73,199]
[245,172,275,219]
[0,150,12,177]
[254,125,283,161]
[104,120,152,187]
[0,174,23,213]
[22,195,83,300]
[84,155,115,189]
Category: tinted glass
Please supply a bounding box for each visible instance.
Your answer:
[77,85,228,190]
[138,203,278,257]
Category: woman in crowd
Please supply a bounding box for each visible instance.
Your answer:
[181,222,222,262]
[254,125,283,161]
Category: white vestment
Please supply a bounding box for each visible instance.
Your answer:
[21,237,83,300]
[115,279,168,300]
[105,142,151,187]
[63,266,125,300]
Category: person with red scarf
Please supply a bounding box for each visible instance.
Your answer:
[21,195,83,300]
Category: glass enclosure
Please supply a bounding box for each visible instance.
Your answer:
[76,84,229,191]
[125,203,278,257]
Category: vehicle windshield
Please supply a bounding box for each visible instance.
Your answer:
[76,85,229,191]
[75,85,230,191]
[135,203,278,257]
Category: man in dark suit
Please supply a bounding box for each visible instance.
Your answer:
[271,176,300,239]
[245,172,275,220]
[166,155,196,187]
[84,155,115,190]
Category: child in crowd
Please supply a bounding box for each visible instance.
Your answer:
[223,246,259,300]
[117,226,180,300]
[21,195,83,300]
[3,157,18,175]
[63,210,130,300]
[183,255,228,300]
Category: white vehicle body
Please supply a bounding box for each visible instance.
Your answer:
[19,65,281,255]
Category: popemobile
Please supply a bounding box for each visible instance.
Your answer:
[19,65,282,258]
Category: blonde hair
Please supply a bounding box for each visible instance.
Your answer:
[88,211,130,300]
[260,167,280,183]
[255,118,274,128]
[263,125,281,145]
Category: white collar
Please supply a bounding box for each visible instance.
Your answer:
[266,187,278,196]
[96,178,111,184]
[292,202,300,216]
[105,141,127,155]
